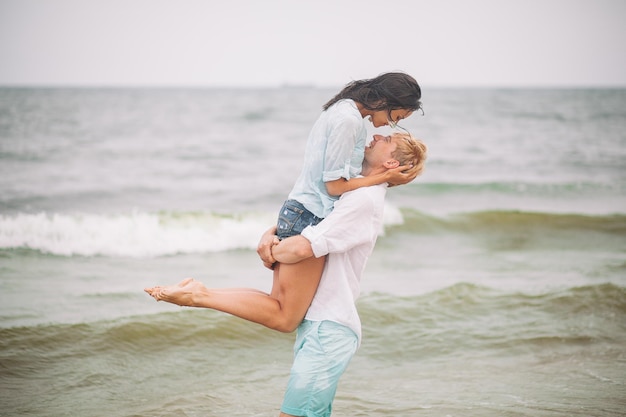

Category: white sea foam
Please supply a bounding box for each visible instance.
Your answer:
[0,211,272,257]
[0,204,404,257]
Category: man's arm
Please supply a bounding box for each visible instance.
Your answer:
[257,226,279,268]
[271,235,314,264]
[256,226,315,267]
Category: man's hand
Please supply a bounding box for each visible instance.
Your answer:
[257,226,279,269]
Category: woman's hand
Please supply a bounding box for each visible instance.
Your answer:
[257,226,279,269]
[385,164,418,187]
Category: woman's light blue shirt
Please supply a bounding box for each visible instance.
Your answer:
[287,99,367,218]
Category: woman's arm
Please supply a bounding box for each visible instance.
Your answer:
[325,164,416,196]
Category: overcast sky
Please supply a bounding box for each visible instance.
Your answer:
[1,0,624,88]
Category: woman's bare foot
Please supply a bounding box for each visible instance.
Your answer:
[144,278,204,307]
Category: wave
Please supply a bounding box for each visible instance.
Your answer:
[2,283,624,354]
[0,210,276,257]
[395,209,626,235]
[0,311,291,362]
[416,180,626,195]
[358,282,626,360]
[1,207,624,258]
[0,205,405,258]
[2,284,624,417]
[0,207,397,257]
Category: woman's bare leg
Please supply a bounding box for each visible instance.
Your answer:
[144,256,325,333]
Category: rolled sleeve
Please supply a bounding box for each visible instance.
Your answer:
[322,163,352,183]
[300,188,379,258]
[322,109,363,182]
[301,226,329,258]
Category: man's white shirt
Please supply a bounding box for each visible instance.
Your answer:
[301,182,387,345]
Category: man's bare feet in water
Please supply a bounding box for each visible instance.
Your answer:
[144,278,205,307]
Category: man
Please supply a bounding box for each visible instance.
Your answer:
[145,133,427,417]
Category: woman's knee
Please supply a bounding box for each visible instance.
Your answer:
[274,319,301,333]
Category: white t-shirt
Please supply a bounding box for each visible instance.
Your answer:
[300,182,387,345]
[288,99,367,219]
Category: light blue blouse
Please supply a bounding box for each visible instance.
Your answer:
[288,99,367,218]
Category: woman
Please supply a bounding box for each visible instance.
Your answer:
[257,72,423,330]
[277,71,423,241]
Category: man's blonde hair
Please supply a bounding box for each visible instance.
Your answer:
[388,133,428,187]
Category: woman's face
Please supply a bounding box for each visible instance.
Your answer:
[368,108,414,128]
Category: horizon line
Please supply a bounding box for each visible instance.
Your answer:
[1,82,625,90]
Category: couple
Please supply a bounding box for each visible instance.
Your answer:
[145,131,427,417]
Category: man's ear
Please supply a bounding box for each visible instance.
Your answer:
[384,159,400,169]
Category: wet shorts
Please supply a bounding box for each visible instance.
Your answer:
[276,199,324,240]
[281,320,358,417]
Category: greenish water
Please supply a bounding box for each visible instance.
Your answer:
[1,87,625,416]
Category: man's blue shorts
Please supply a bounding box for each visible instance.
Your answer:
[281,320,358,417]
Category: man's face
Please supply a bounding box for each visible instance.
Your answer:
[364,134,398,167]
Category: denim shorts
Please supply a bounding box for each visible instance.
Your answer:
[281,320,358,417]
[276,199,323,240]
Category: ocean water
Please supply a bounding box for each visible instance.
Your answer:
[0,87,625,416]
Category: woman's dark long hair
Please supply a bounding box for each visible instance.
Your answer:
[323,72,422,112]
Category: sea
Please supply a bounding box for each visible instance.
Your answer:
[0,86,625,417]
